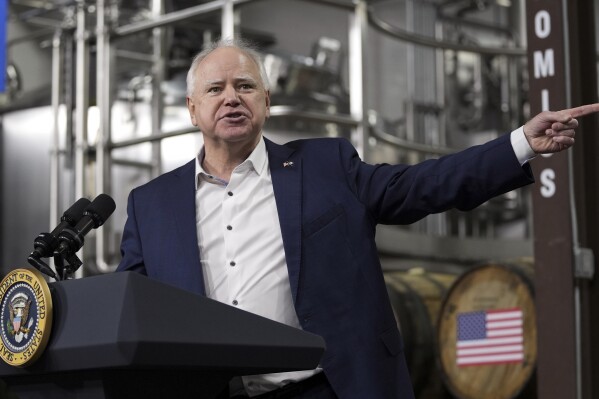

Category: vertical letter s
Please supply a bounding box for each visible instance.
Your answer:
[540,168,556,198]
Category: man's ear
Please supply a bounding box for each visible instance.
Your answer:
[186,97,197,126]
[265,90,271,119]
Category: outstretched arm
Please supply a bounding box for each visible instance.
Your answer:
[523,103,599,154]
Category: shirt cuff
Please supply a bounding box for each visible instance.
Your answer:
[510,126,536,165]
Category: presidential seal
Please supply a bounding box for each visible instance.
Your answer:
[0,268,53,367]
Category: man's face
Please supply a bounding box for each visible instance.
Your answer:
[186,47,270,148]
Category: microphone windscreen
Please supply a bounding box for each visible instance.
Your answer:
[85,194,116,228]
[62,197,92,225]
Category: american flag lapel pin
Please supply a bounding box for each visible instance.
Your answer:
[283,161,294,168]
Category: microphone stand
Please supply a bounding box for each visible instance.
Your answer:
[28,248,83,281]
[27,254,59,281]
[53,248,83,280]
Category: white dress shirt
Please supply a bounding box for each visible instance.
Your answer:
[194,128,534,396]
[195,138,320,397]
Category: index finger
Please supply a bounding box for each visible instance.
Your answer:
[566,103,599,118]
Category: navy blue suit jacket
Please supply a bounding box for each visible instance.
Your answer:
[117,134,534,398]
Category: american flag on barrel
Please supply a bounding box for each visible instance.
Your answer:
[456,307,524,367]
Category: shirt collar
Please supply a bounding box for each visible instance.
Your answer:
[195,137,268,190]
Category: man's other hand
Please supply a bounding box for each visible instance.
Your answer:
[523,103,599,154]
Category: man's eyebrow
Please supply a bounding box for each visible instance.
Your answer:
[203,79,224,86]
[202,76,258,86]
[234,75,258,83]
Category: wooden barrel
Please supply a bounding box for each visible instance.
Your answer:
[436,261,536,399]
[384,268,456,396]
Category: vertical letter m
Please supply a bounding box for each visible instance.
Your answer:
[534,49,555,78]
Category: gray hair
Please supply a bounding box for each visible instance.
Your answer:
[186,38,270,97]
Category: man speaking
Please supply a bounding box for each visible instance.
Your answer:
[117,38,599,399]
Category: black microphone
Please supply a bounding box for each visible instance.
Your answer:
[28,197,91,280]
[30,197,91,258]
[55,194,116,256]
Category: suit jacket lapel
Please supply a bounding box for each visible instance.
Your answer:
[265,137,302,304]
[172,160,206,296]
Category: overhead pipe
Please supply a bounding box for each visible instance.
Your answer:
[112,0,257,39]
[297,0,525,56]
[368,10,526,56]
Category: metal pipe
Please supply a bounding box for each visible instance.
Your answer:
[74,0,88,202]
[11,16,66,29]
[112,106,358,150]
[269,106,358,126]
[349,0,369,160]
[560,0,582,395]
[557,0,582,396]
[368,8,526,56]
[221,0,235,39]
[73,0,89,279]
[296,0,354,11]
[150,0,166,179]
[370,126,456,155]
[437,14,516,37]
[111,158,154,169]
[64,29,75,170]
[112,126,198,148]
[50,29,62,244]
[96,0,110,206]
[12,0,77,20]
[7,28,54,47]
[114,49,154,63]
[405,0,415,143]
[112,0,256,38]
[435,21,447,146]
[95,0,115,274]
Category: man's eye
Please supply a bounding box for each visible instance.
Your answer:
[239,84,253,90]
[208,87,221,93]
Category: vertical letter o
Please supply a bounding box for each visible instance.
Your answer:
[535,10,551,39]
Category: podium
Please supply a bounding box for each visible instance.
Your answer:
[0,272,326,398]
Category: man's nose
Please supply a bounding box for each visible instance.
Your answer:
[223,86,240,106]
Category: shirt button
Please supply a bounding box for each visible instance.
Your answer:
[228,191,233,196]
[230,261,236,267]
[232,300,238,306]
[226,225,232,230]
